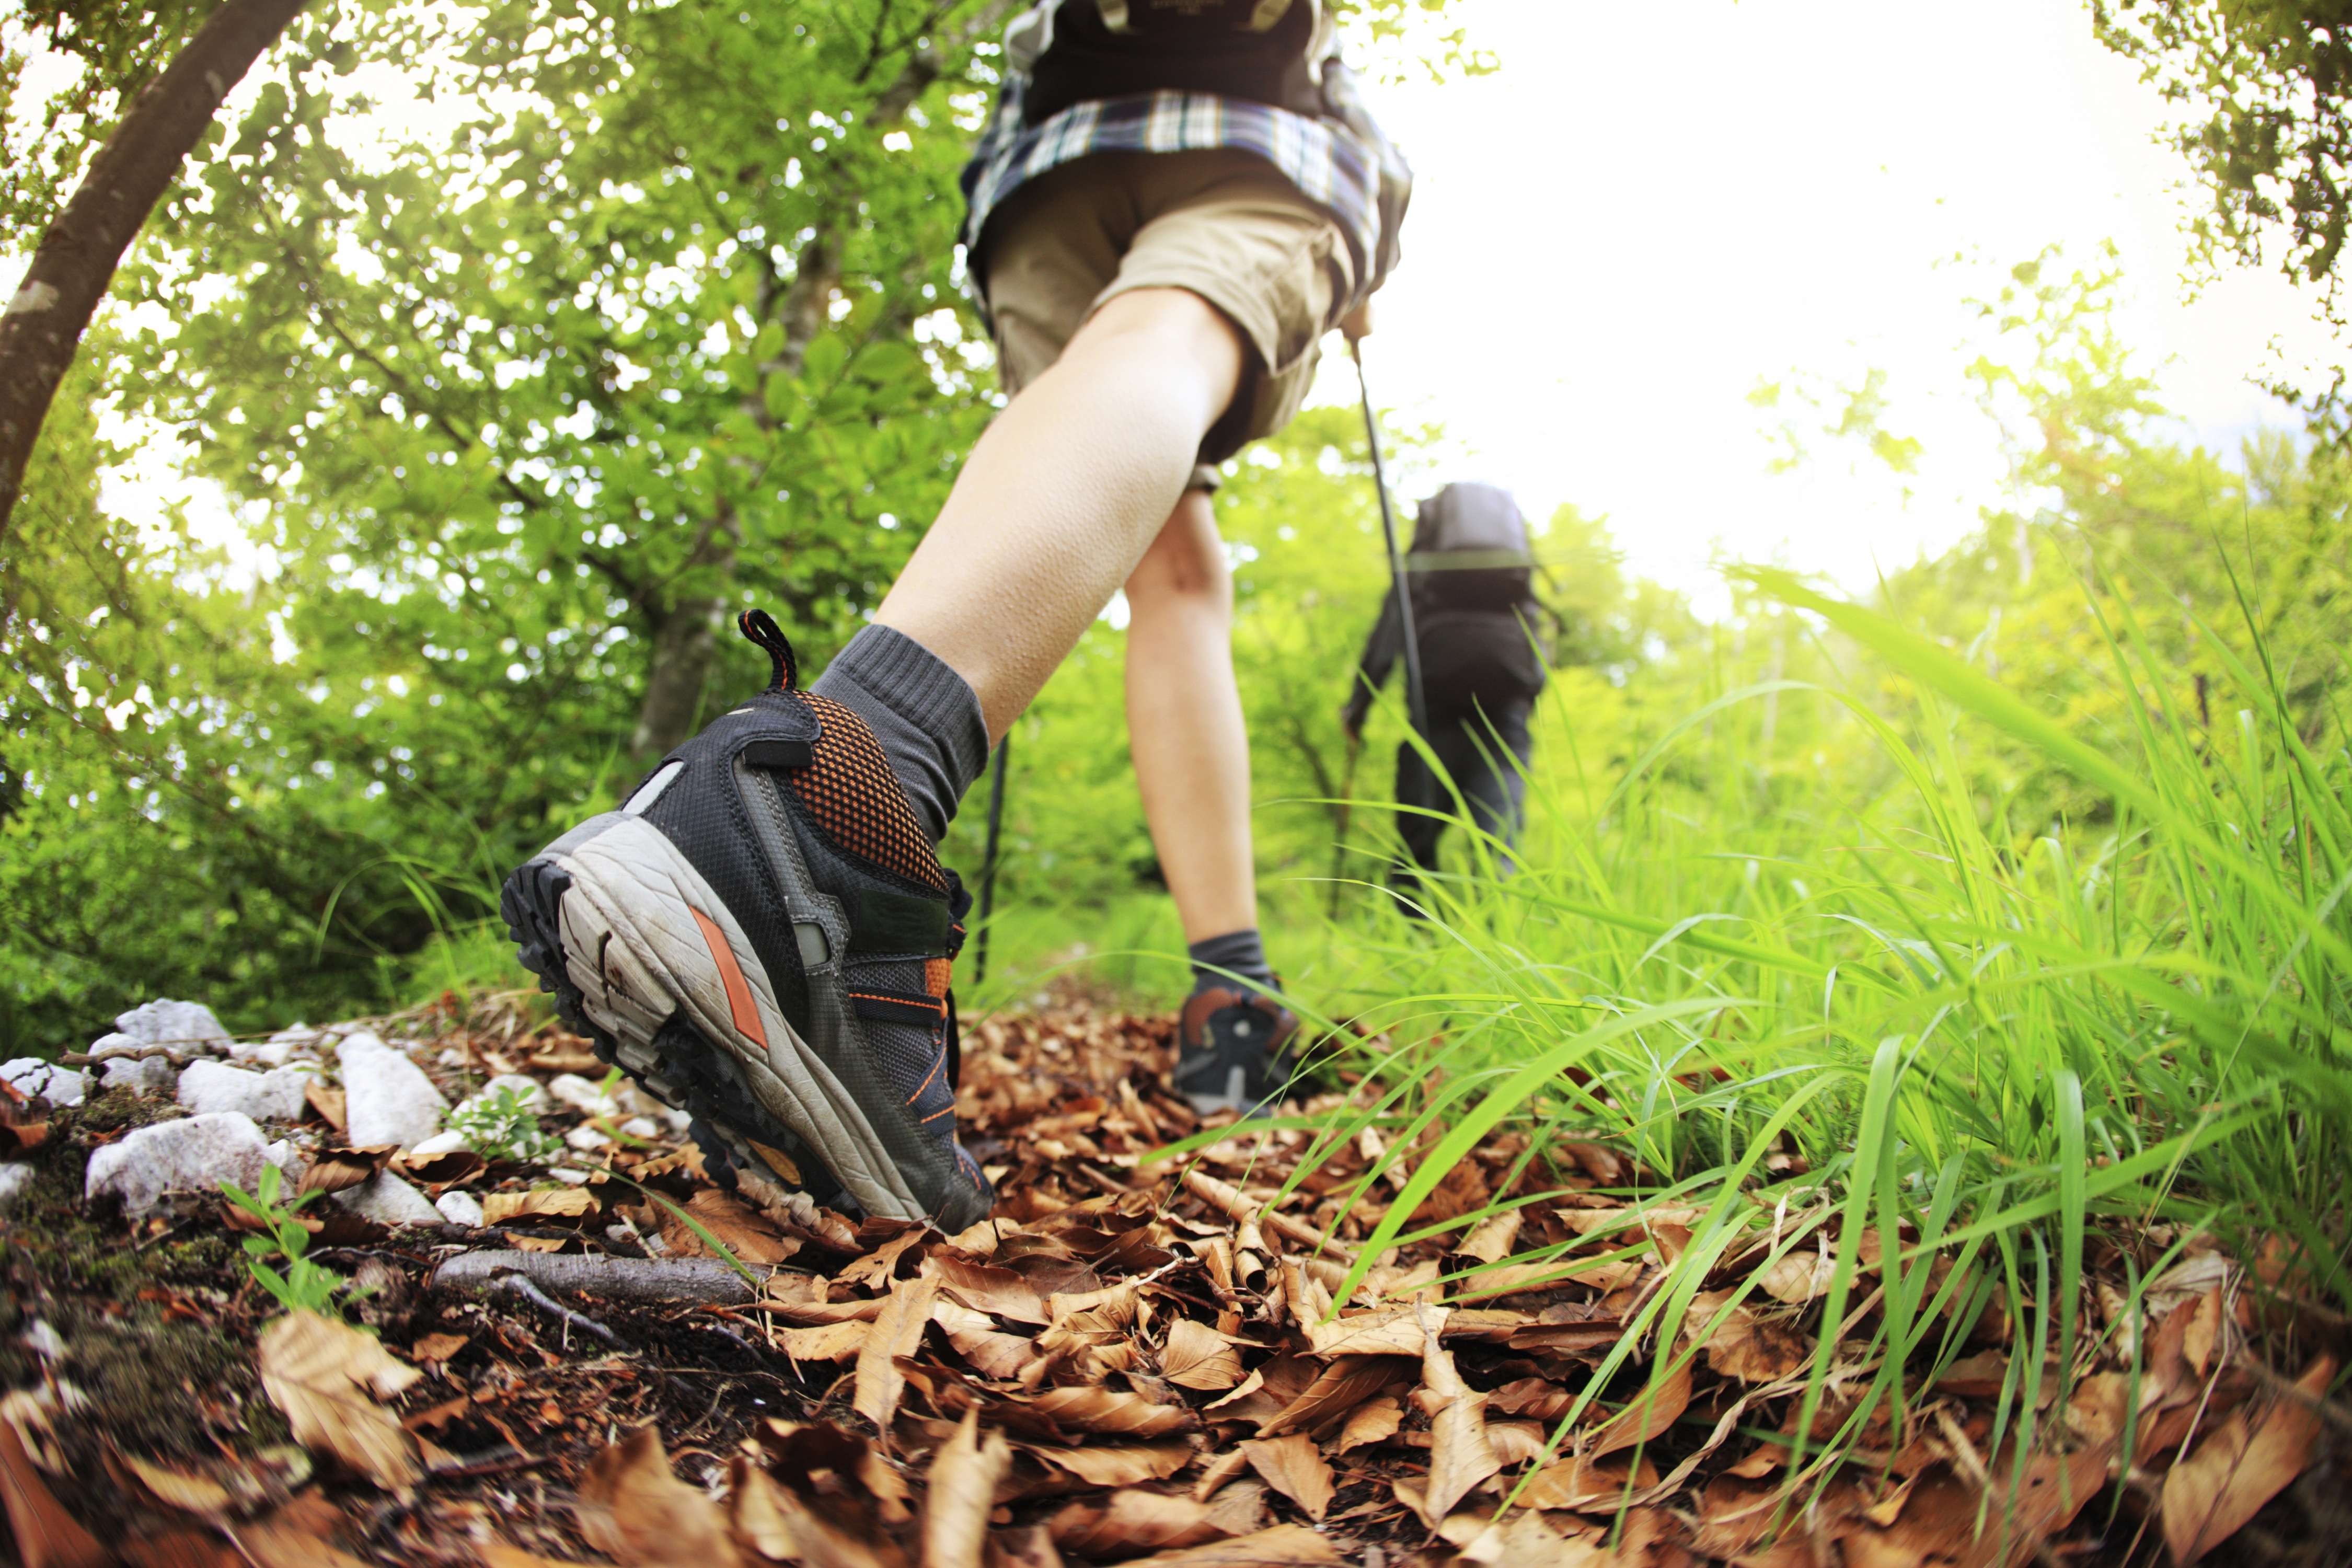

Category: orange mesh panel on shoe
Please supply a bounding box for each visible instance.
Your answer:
[924,956,952,999]
[795,693,948,892]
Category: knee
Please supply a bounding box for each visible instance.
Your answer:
[1126,495,1232,616]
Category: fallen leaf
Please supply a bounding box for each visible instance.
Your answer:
[923,1410,1011,1568]
[1754,1244,1835,1304]
[1335,1396,1402,1452]
[1116,1524,1343,1566]
[1451,1508,1608,1568]
[1684,1290,1809,1382]
[1033,1440,1193,1489]
[1201,1477,1267,1537]
[663,1188,799,1266]
[0,1416,108,1568]
[930,1254,1048,1325]
[1023,1386,1195,1438]
[1454,1209,1524,1264]
[118,1528,245,1568]
[1484,1419,1550,1466]
[239,1514,378,1568]
[1519,1454,1659,1512]
[409,1332,468,1363]
[853,1274,940,1430]
[1239,1435,1334,1521]
[479,1547,596,1568]
[1048,1490,1226,1557]
[257,1310,422,1491]
[1420,1322,1500,1525]
[1160,1318,1244,1391]
[1587,1362,1691,1458]
[483,1188,597,1223]
[305,1081,348,1132]
[781,1319,872,1363]
[1933,1350,2010,1400]
[836,1227,927,1289]
[577,1424,744,1568]
[1259,1356,1412,1437]
[1307,1306,1445,1357]
[2163,1355,2336,1564]
[123,1455,234,1517]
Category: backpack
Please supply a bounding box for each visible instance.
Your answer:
[1022,0,1331,127]
[1408,482,1536,614]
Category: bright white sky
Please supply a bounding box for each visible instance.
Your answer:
[1308,0,2346,603]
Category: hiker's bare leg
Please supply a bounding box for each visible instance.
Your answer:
[1125,489,1256,943]
[875,286,1244,740]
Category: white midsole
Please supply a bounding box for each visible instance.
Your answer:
[545,815,924,1223]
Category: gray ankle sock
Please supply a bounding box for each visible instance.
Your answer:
[1188,928,1276,996]
[809,625,988,843]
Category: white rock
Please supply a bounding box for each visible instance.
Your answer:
[336,1032,446,1150]
[660,1106,693,1134]
[0,1162,36,1216]
[331,1171,444,1228]
[544,1073,619,1117]
[114,999,233,1053]
[455,1073,552,1116]
[434,1190,486,1228]
[564,1123,612,1152]
[262,1140,304,1178]
[436,1048,466,1068]
[619,1116,660,1140]
[87,1032,147,1060]
[100,1056,174,1095]
[407,1130,471,1159]
[548,1167,593,1185]
[85,1112,270,1217]
[19,1320,66,1363]
[176,1060,309,1123]
[2,1060,85,1108]
[229,1039,301,1067]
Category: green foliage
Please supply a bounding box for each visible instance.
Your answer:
[220,1162,347,1314]
[1,0,211,237]
[446,1083,558,1162]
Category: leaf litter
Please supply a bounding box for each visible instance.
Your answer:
[1,990,2347,1565]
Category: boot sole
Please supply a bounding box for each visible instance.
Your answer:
[500,813,927,1223]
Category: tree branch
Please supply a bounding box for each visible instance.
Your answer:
[0,0,316,542]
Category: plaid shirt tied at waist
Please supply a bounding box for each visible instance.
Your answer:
[958,7,1411,319]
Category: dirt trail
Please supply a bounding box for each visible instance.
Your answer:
[1,993,2344,1566]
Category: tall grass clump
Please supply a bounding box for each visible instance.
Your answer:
[1280,553,2348,1502]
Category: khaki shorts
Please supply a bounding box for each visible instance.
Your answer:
[977,147,1356,489]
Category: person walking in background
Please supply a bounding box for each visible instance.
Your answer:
[502,0,1411,1232]
[1343,482,1548,903]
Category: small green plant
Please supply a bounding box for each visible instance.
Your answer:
[448,1085,561,1162]
[220,1165,345,1314]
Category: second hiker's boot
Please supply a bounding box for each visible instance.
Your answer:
[1174,987,1299,1118]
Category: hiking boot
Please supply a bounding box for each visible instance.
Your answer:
[500,609,993,1232]
[1174,986,1299,1117]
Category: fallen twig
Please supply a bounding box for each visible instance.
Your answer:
[499,1271,626,1348]
[432,1249,761,1305]
[1183,1168,1358,1262]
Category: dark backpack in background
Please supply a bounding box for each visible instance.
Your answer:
[1406,483,1547,709]
[1023,0,1328,125]
[1409,481,1536,613]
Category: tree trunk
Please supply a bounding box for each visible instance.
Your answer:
[629,587,724,758]
[0,0,314,542]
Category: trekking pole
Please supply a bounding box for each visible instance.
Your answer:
[1349,336,1428,739]
[973,732,1011,986]
[1328,729,1361,918]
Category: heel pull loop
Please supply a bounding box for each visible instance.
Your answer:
[737,609,798,691]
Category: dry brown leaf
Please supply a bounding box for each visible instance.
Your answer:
[852,1274,940,1430]
[836,1228,927,1289]
[239,1516,378,1568]
[1519,1454,1659,1512]
[1335,1395,1402,1452]
[663,1188,799,1266]
[1683,1291,1808,1382]
[577,1424,744,1568]
[985,1526,1063,1568]
[781,1319,872,1363]
[1024,1386,1195,1438]
[1424,1392,1501,1524]
[1259,1356,1411,1437]
[1034,1440,1193,1489]
[1484,1418,1550,1467]
[1117,1524,1343,1566]
[1239,1435,1334,1522]
[256,1309,422,1492]
[1160,1318,1244,1391]
[483,1188,597,1223]
[1201,1477,1267,1538]
[1048,1490,1226,1557]
[1454,1209,1524,1264]
[923,1410,1011,1568]
[1306,1306,1445,1357]
[409,1331,468,1363]
[2163,1355,2336,1564]
[122,1455,234,1517]
[0,1416,108,1568]
[1754,1243,1835,1304]
[930,1254,1050,1324]
[1587,1362,1691,1458]
[1450,1508,1608,1567]
[304,1081,348,1132]
[479,1546,597,1568]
